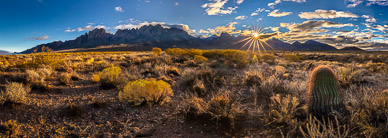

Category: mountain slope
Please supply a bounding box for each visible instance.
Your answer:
[0,50,11,55]
[339,46,364,51]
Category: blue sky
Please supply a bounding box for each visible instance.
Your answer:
[1,0,387,52]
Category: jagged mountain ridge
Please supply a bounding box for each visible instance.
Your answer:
[22,25,341,53]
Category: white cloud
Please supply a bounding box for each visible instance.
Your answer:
[199,29,210,34]
[36,35,49,40]
[367,0,388,6]
[250,8,267,16]
[237,0,244,4]
[346,0,388,8]
[65,25,108,32]
[268,9,292,17]
[115,6,124,12]
[25,35,49,41]
[65,29,76,33]
[287,20,353,31]
[298,9,359,19]
[114,21,197,36]
[346,0,363,8]
[201,0,238,15]
[362,15,377,23]
[77,25,107,32]
[280,23,291,27]
[235,15,247,20]
[175,2,179,6]
[268,0,306,9]
[203,22,241,36]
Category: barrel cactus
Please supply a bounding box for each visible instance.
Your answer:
[307,65,346,118]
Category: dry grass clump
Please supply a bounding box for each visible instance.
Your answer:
[93,66,122,89]
[299,116,349,138]
[0,82,31,104]
[337,66,369,87]
[0,120,22,137]
[266,94,305,126]
[118,79,173,106]
[182,90,241,127]
[59,73,71,85]
[180,69,231,97]
[244,70,263,87]
[26,68,52,90]
[207,91,240,122]
[345,87,388,137]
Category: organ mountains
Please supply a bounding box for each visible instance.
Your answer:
[21,24,351,54]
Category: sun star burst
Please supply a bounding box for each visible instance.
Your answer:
[234,24,274,55]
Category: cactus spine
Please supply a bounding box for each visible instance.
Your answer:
[307,65,346,118]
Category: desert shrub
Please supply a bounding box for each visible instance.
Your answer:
[94,66,122,89]
[165,48,203,57]
[180,69,230,97]
[299,116,349,138]
[0,82,31,103]
[244,70,263,87]
[0,120,22,137]
[259,75,289,96]
[223,50,249,69]
[337,67,369,87]
[70,72,81,80]
[152,47,162,56]
[92,74,100,83]
[132,57,142,65]
[59,73,71,85]
[207,91,240,122]
[16,46,63,69]
[118,79,173,106]
[284,54,306,62]
[260,53,276,62]
[267,94,304,125]
[26,69,50,90]
[166,66,180,76]
[194,55,208,63]
[365,62,387,73]
[183,96,208,116]
[266,94,306,137]
[251,54,259,64]
[346,87,388,137]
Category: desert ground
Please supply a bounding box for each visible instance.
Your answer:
[0,48,387,137]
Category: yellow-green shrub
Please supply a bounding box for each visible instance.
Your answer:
[92,74,100,83]
[118,79,173,106]
[260,54,276,62]
[284,54,306,62]
[165,48,202,57]
[194,55,208,63]
[95,66,122,88]
[152,47,162,56]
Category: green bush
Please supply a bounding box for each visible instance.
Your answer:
[152,47,162,56]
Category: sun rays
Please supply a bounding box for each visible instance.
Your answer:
[234,24,274,55]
